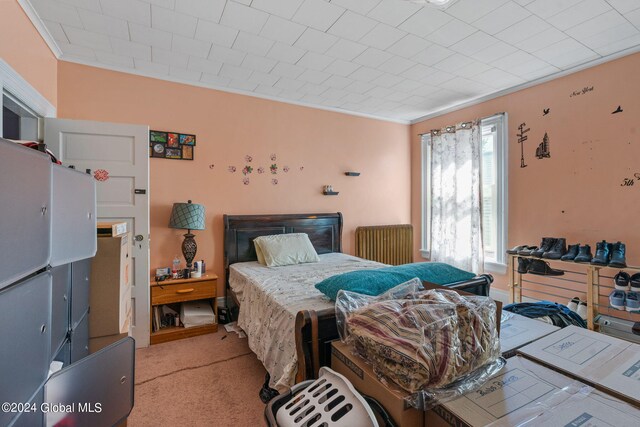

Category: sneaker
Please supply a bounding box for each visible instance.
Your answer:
[609,290,626,310]
[567,297,580,312]
[576,301,588,320]
[614,271,630,291]
[630,273,640,292]
[626,292,640,313]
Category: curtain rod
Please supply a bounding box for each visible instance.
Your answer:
[417,112,505,136]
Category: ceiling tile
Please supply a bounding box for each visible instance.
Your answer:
[298,68,331,84]
[525,0,582,20]
[440,77,491,96]
[233,31,275,56]
[432,53,474,73]
[470,40,518,62]
[324,74,353,88]
[59,43,96,60]
[194,20,239,48]
[219,63,253,80]
[386,34,432,58]
[129,23,173,50]
[228,79,259,91]
[266,42,306,64]
[209,45,246,66]
[359,22,407,50]
[324,59,361,76]
[294,28,339,53]
[450,31,499,56]
[606,0,640,14]
[446,0,510,24]
[425,18,476,47]
[30,0,83,27]
[95,50,134,68]
[494,15,551,45]
[241,54,278,73]
[370,72,404,88]
[172,34,211,58]
[42,19,69,44]
[274,77,306,91]
[322,87,347,100]
[595,33,640,55]
[169,66,202,81]
[454,60,493,78]
[328,11,378,41]
[271,62,306,78]
[393,78,423,93]
[399,7,453,38]
[100,0,151,26]
[152,6,198,38]
[278,89,305,100]
[345,80,376,94]
[221,1,269,34]
[513,26,567,52]
[331,0,382,15]
[111,37,152,60]
[473,2,531,35]
[248,71,280,86]
[532,38,599,69]
[260,15,307,45]
[297,52,334,70]
[135,58,170,74]
[353,47,393,67]
[175,0,226,23]
[418,68,453,86]
[378,55,416,74]
[366,0,421,27]
[324,38,367,60]
[187,56,222,74]
[147,0,176,8]
[58,0,101,12]
[200,73,231,86]
[300,82,329,95]
[569,14,638,51]
[349,66,384,82]
[627,8,640,27]
[566,9,628,40]
[472,67,526,88]
[254,84,282,96]
[153,47,189,68]
[63,25,112,51]
[547,0,611,31]
[414,44,455,66]
[77,9,129,40]
[401,63,433,81]
[292,0,345,32]
[251,0,305,20]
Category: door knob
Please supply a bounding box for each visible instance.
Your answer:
[135,235,144,241]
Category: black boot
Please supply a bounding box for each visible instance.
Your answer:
[528,259,564,276]
[532,238,556,258]
[609,242,627,268]
[518,246,537,256]
[507,245,528,254]
[591,240,613,266]
[517,257,531,274]
[574,245,593,263]
[543,238,567,259]
[561,244,580,261]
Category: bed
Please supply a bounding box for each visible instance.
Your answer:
[223,212,494,393]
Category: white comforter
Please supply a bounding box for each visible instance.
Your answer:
[229,253,384,390]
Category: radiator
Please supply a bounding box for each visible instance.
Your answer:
[355,224,413,266]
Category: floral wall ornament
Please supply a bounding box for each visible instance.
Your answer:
[283,166,290,173]
[299,166,304,171]
[209,164,215,169]
[243,178,250,185]
[93,169,109,181]
[245,155,253,162]
[228,166,237,173]
[272,179,278,185]
[242,165,253,175]
[270,154,277,161]
[270,164,278,174]
[257,166,265,174]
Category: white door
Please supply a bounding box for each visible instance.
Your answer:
[45,118,150,347]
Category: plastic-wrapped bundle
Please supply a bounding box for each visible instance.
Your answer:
[335,278,503,409]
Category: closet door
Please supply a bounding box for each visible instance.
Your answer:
[0,138,51,290]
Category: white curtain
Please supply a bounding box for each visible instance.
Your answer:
[429,121,484,273]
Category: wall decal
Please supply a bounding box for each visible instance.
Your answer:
[270,154,277,161]
[536,132,551,159]
[612,106,623,114]
[270,164,278,174]
[257,166,265,174]
[569,86,594,98]
[620,173,640,187]
[243,178,250,185]
[209,164,215,169]
[299,166,304,171]
[245,155,253,162]
[543,108,550,116]
[94,169,109,181]
[517,122,530,168]
[272,179,278,185]
[283,166,290,173]
[242,165,253,175]
[228,166,236,173]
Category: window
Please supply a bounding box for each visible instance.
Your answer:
[2,92,40,140]
[421,113,508,272]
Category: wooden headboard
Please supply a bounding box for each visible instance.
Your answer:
[223,212,343,289]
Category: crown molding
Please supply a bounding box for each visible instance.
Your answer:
[17,0,63,59]
[59,57,411,125]
[0,58,56,117]
[410,45,640,125]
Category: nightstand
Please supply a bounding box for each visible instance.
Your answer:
[150,274,218,345]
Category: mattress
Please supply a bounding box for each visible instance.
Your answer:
[229,252,384,390]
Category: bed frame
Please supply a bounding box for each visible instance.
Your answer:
[223,212,494,386]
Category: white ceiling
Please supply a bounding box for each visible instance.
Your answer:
[25,0,640,122]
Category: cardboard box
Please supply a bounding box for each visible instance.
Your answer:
[89,233,132,338]
[89,332,128,354]
[517,325,639,406]
[499,312,559,358]
[331,341,424,427]
[97,221,128,237]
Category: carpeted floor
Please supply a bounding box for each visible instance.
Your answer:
[128,330,268,426]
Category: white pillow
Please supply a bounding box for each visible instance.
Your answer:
[254,233,320,267]
[254,240,266,265]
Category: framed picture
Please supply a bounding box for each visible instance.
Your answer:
[167,132,179,147]
[179,134,196,146]
[151,142,166,158]
[150,130,167,143]
[165,148,182,159]
[181,145,193,160]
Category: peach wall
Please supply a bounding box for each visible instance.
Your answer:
[0,0,57,106]
[57,61,411,295]
[412,52,640,297]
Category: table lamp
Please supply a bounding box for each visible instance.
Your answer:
[168,200,205,269]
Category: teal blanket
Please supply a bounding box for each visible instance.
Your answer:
[315,262,476,301]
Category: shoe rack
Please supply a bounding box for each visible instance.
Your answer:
[507,254,640,331]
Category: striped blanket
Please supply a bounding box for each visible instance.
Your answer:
[346,289,499,393]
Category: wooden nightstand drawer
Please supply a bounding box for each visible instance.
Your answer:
[151,278,216,306]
